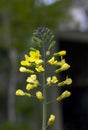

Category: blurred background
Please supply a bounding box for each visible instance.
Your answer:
[0,0,88,130]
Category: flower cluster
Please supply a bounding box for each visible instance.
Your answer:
[15,27,72,130]
[16,49,45,97]
[47,50,72,88]
[19,49,44,73]
[16,48,72,127]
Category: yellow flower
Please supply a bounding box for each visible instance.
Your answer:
[47,114,55,126]
[64,78,72,85]
[48,57,58,65]
[36,91,44,102]
[36,59,43,65]
[25,54,30,61]
[54,50,66,56]
[55,63,70,73]
[26,74,37,83]
[25,93,31,97]
[21,60,32,66]
[57,90,71,101]
[54,59,65,66]
[47,77,51,86]
[35,65,45,72]
[15,89,25,96]
[29,50,41,63]
[47,76,58,86]
[20,54,32,66]
[61,63,70,71]
[58,77,72,87]
[26,84,34,91]
[19,67,27,72]
[58,50,66,56]
[15,89,31,97]
[19,67,34,73]
[51,76,58,83]
[26,74,39,88]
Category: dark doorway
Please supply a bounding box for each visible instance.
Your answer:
[59,38,88,130]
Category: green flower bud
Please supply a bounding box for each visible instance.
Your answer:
[43,32,47,40]
[49,35,55,43]
[48,41,55,50]
[32,36,43,47]
[46,51,50,56]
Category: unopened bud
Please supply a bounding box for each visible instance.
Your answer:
[36,91,44,102]
[15,89,31,97]
[58,78,72,87]
[15,89,25,96]
[19,67,34,73]
[64,78,72,85]
[55,63,70,73]
[46,51,50,56]
[57,90,71,101]
[48,114,56,126]
[54,50,66,56]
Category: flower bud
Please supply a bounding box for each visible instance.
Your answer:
[64,78,72,85]
[46,51,50,56]
[57,90,71,101]
[54,50,66,56]
[36,91,44,102]
[51,76,58,84]
[15,89,31,97]
[19,67,34,73]
[58,81,65,87]
[32,36,43,47]
[15,89,25,96]
[55,63,70,73]
[35,65,45,72]
[25,93,31,97]
[48,41,55,50]
[47,114,55,126]
[26,84,34,91]
[58,78,72,87]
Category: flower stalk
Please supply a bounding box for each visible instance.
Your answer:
[15,27,72,130]
[42,42,47,130]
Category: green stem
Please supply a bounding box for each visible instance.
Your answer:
[42,86,47,130]
[42,48,47,130]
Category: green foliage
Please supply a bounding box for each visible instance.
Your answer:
[0,1,72,129]
[0,0,71,51]
[0,121,31,130]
